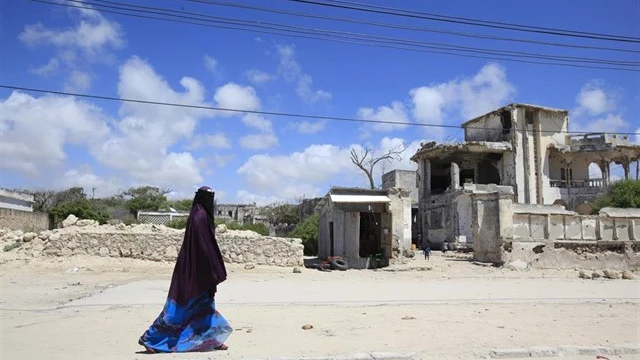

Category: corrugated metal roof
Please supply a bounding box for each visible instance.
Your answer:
[330,194,391,203]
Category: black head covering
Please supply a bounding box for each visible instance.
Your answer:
[192,186,215,222]
[167,185,227,305]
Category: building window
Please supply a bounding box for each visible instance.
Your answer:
[525,110,535,125]
[560,168,573,181]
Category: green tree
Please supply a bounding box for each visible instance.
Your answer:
[262,202,300,226]
[593,180,640,212]
[289,214,319,256]
[48,191,109,225]
[121,186,170,216]
[169,199,193,212]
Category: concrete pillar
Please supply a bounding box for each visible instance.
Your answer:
[623,160,630,180]
[450,162,460,190]
[424,159,431,195]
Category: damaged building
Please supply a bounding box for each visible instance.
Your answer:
[315,187,412,269]
[411,103,640,250]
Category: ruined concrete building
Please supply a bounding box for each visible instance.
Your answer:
[215,203,259,225]
[410,103,640,250]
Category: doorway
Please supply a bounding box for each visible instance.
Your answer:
[359,212,382,257]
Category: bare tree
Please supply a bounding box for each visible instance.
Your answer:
[350,143,406,189]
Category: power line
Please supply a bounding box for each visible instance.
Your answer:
[29,0,640,72]
[2,84,639,137]
[76,0,640,67]
[188,0,640,54]
[288,0,640,44]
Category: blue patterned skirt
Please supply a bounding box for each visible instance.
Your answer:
[139,292,233,352]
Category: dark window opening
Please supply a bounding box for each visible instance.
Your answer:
[228,211,233,218]
[525,110,535,125]
[359,212,381,257]
[430,162,451,194]
[561,168,573,181]
[500,110,512,137]
[217,210,222,215]
[460,169,475,185]
[477,159,501,185]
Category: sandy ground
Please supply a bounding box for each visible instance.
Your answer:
[1,253,639,360]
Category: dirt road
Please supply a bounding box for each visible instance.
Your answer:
[1,255,638,360]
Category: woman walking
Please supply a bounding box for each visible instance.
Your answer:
[138,186,232,353]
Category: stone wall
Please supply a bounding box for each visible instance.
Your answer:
[1,215,304,266]
[0,208,51,232]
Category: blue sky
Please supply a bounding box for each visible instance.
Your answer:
[1,0,639,204]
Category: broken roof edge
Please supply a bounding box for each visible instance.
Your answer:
[460,103,569,128]
[330,194,391,204]
[410,141,512,162]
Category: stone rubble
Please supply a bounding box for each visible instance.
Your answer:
[0,215,304,267]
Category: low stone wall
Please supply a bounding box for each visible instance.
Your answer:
[1,216,304,267]
[0,208,51,232]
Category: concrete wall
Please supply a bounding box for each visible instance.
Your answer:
[0,208,51,232]
[0,188,34,212]
[471,194,640,270]
[382,170,418,205]
[464,113,505,142]
[388,188,412,255]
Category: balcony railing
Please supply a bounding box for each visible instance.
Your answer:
[549,178,605,188]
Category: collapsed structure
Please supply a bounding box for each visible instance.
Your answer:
[411,103,640,250]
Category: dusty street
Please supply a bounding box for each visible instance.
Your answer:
[1,254,639,360]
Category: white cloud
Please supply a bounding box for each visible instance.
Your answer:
[296,74,332,103]
[213,82,261,116]
[19,2,125,92]
[277,45,332,103]
[213,84,278,150]
[580,114,628,133]
[589,163,603,180]
[245,69,274,84]
[239,133,279,150]
[293,120,326,134]
[575,81,615,116]
[30,58,60,76]
[19,4,124,61]
[93,56,212,190]
[0,91,110,176]
[409,63,515,138]
[63,70,93,92]
[203,55,219,75]
[57,168,123,198]
[570,81,629,136]
[213,154,235,167]
[187,133,232,150]
[236,190,281,206]
[235,137,424,202]
[242,113,273,132]
[357,101,410,132]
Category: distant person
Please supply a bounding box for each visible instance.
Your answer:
[423,243,431,260]
[442,242,449,254]
[138,186,232,353]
